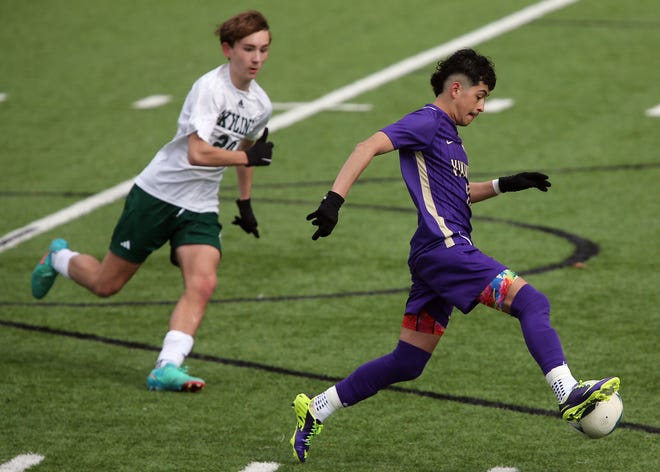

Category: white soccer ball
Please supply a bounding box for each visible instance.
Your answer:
[569,392,623,439]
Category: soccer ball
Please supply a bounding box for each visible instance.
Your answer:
[569,393,623,439]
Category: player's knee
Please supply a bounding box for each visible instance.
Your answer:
[510,284,551,320]
[188,273,217,301]
[91,282,123,298]
[390,341,431,382]
[398,358,426,381]
[86,268,131,298]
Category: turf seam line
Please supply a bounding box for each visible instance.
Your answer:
[0,213,599,309]
[2,162,657,198]
[1,318,657,435]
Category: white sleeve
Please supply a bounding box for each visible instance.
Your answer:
[182,78,222,143]
[244,89,272,141]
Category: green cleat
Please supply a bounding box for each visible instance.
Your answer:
[560,376,620,421]
[146,363,205,392]
[31,238,68,299]
[291,393,324,463]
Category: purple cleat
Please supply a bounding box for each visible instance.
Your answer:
[290,393,324,463]
[559,376,620,421]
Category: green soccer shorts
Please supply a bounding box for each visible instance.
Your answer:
[110,185,222,265]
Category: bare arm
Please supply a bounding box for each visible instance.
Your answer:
[307,131,394,240]
[235,139,255,199]
[471,172,552,203]
[187,132,249,167]
[331,131,395,198]
[470,180,498,203]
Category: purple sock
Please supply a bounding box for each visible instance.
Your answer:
[510,284,566,374]
[335,340,431,406]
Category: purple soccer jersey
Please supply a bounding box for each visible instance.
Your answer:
[382,105,473,263]
[381,104,505,317]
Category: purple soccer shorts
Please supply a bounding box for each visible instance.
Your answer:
[404,243,507,328]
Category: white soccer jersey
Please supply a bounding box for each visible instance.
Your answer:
[135,63,272,213]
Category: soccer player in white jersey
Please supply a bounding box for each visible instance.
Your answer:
[31,10,275,392]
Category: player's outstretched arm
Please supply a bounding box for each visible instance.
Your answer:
[306,191,344,240]
[471,172,551,203]
[498,172,550,193]
[307,131,394,240]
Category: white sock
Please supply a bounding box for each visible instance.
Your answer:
[545,364,578,403]
[51,248,79,278]
[309,386,343,422]
[155,330,194,368]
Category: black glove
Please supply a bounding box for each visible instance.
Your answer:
[498,172,551,193]
[232,198,259,238]
[306,191,345,240]
[245,128,274,167]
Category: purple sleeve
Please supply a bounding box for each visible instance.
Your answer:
[381,107,437,151]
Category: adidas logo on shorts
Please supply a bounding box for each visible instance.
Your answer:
[120,240,131,250]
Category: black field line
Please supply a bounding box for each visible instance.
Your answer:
[0,214,598,310]
[246,161,660,191]
[0,288,409,309]
[1,318,657,435]
[1,161,658,197]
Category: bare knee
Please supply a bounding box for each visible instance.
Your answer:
[90,281,123,298]
[70,252,138,298]
[186,273,217,302]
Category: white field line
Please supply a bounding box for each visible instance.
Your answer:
[272,101,373,112]
[645,103,660,117]
[0,180,135,252]
[484,98,515,113]
[132,94,172,109]
[0,454,45,472]
[238,462,280,472]
[234,461,517,471]
[0,0,579,254]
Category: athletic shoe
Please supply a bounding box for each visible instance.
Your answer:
[560,376,620,421]
[146,363,205,392]
[31,238,69,299]
[291,393,324,463]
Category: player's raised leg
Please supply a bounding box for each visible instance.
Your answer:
[31,238,70,299]
[32,239,140,299]
[67,250,141,297]
[488,273,620,421]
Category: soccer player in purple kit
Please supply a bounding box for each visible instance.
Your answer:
[291,48,620,463]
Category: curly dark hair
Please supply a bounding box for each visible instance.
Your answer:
[430,48,496,96]
[215,10,270,46]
